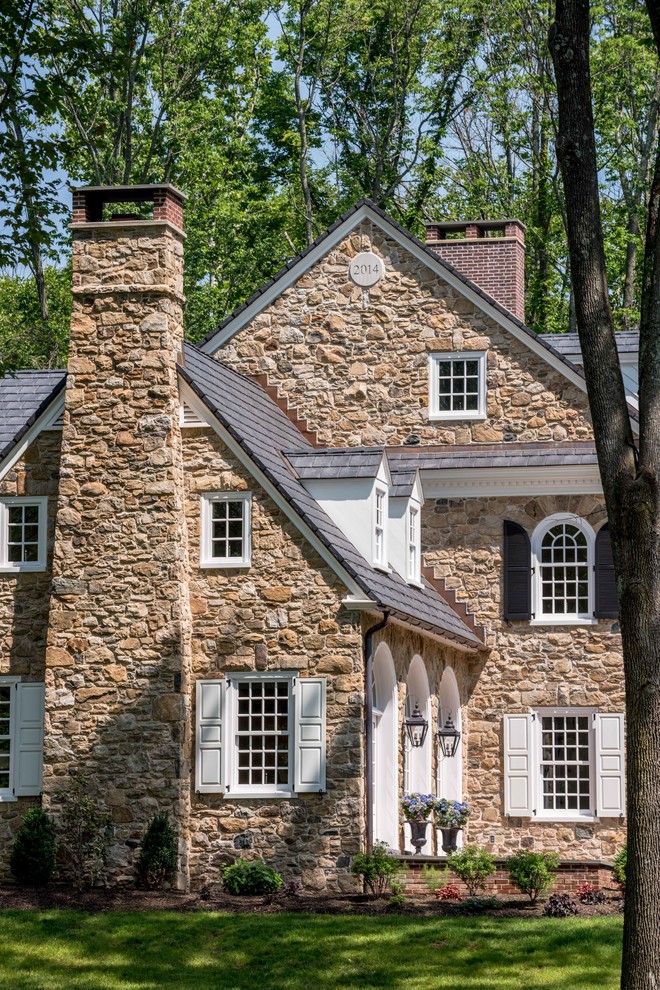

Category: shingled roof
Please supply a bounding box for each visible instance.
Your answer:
[0,369,66,466]
[539,331,639,357]
[179,344,483,649]
[284,447,385,481]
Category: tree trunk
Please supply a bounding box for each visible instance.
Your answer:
[549,1,660,986]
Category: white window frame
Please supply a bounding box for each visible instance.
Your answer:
[532,707,597,822]
[0,498,47,574]
[531,513,596,626]
[225,671,295,798]
[428,352,487,421]
[0,677,19,801]
[373,485,388,570]
[406,502,421,585]
[200,492,252,568]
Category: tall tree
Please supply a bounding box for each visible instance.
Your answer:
[549,1,660,986]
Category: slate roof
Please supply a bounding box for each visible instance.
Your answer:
[0,369,66,465]
[539,331,639,357]
[284,447,384,480]
[179,344,483,649]
[386,442,599,483]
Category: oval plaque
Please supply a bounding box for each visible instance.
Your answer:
[348,251,385,287]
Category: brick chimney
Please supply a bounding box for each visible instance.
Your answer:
[45,184,192,886]
[425,219,526,323]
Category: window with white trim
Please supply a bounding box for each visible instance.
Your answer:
[539,711,592,815]
[200,492,252,568]
[429,352,486,420]
[373,486,387,569]
[532,514,595,624]
[0,678,45,801]
[195,673,326,798]
[407,504,420,583]
[0,498,47,573]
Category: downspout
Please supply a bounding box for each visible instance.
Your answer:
[364,610,390,853]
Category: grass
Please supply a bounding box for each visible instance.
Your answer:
[0,911,622,990]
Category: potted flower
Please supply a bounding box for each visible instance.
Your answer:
[434,799,471,853]
[401,793,436,855]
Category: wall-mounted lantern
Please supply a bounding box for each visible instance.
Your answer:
[438,713,461,758]
[404,701,429,749]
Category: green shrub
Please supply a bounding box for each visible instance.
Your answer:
[613,844,627,894]
[421,863,451,894]
[506,850,560,903]
[222,859,282,896]
[9,809,57,886]
[352,842,400,897]
[56,773,112,889]
[447,845,496,896]
[136,813,178,889]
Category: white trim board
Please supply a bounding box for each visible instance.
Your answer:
[0,391,65,483]
[201,203,589,398]
[420,464,603,499]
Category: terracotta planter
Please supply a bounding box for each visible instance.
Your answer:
[439,826,460,853]
[409,819,429,855]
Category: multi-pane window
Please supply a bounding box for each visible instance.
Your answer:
[236,679,290,790]
[374,487,387,568]
[407,505,420,583]
[540,713,592,814]
[539,521,590,618]
[429,353,486,420]
[201,492,251,567]
[0,498,46,572]
[0,685,11,793]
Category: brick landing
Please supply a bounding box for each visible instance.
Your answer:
[399,857,615,897]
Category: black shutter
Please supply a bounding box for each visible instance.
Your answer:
[595,524,618,619]
[503,520,532,621]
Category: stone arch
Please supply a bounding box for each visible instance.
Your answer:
[372,642,398,849]
[437,666,462,804]
[404,655,432,795]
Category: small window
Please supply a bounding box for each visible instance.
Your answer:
[531,514,595,624]
[373,486,387,569]
[407,504,420,583]
[201,492,252,568]
[429,352,486,420]
[0,498,47,573]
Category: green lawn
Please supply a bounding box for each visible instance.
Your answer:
[0,911,622,990]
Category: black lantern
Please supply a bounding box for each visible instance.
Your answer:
[404,701,429,749]
[438,712,461,758]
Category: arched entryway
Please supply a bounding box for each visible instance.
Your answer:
[403,655,432,852]
[437,666,462,803]
[372,642,398,849]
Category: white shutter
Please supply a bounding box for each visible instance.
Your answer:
[14,682,45,797]
[196,680,225,793]
[503,713,533,816]
[595,713,625,817]
[294,677,326,793]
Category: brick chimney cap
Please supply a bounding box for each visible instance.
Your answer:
[426,218,525,232]
[70,183,187,203]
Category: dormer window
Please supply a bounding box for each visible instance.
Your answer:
[373,486,387,569]
[407,504,420,584]
[429,352,486,420]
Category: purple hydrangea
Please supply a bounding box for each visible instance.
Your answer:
[401,792,436,822]
[434,799,471,828]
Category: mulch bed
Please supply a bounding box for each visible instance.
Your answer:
[0,883,623,917]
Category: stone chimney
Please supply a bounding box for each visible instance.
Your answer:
[45,184,192,886]
[425,219,526,323]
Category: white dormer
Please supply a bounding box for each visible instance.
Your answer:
[291,450,392,572]
[388,471,423,586]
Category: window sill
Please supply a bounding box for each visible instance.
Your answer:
[0,795,17,803]
[428,413,486,422]
[532,816,598,824]
[0,564,46,574]
[200,560,251,570]
[530,617,598,627]
[223,790,294,800]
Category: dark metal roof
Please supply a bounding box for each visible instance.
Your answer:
[180,344,483,648]
[284,447,384,480]
[0,370,66,466]
[387,441,599,478]
[539,331,639,357]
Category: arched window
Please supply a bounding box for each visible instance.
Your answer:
[404,656,431,795]
[532,514,595,623]
[371,643,399,850]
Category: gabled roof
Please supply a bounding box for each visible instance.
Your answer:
[387,441,599,478]
[284,447,384,481]
[0,369,66,467]
[179,344,483,649]
[197,199,593,401]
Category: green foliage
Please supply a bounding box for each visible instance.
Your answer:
[56,773,113,890]
[506,850,560,903]
[421,862,451,893]
[447,845,496,897]
[0,267,71,374]
[135,813,178,890]
[613,844,627,894]
[352,842,400,896]
[222,858,283,896]
[9,808,57,886]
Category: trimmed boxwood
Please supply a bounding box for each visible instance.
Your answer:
[10,808,57,886]
[136,813,178,889]
[222,859,282,896]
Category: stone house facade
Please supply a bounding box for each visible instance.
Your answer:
[0,185,631,891]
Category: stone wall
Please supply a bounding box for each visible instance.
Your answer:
[423,493,625,863]
[183,426,365,892]
[219,221,593,447]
